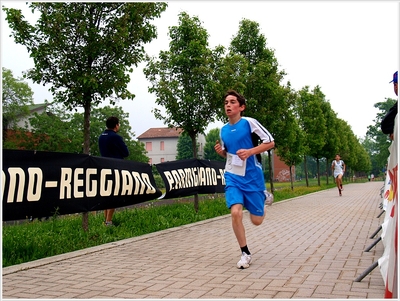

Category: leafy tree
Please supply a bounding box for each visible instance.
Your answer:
[295,156,319,180]
[335,118,358,171]
[224,19,290,193]
[10,103,149,163]
[214,54,248,111]
[204,128,225,162]
[297,86,327,186]
[2,67,34,140]
[143,11,224,211]
[350,139,371,176]
[176,133,196,160]
[360,137,377,176]
[328,117,371,178]
[307,86,328,186]
[144,11,224,157]
[4,2,167,230]
[229,19,274,66]
[366,98,397,175]
[319,99,340,184]
[8,101,83,152]
[274,107,305,190]
[4,2,167,152]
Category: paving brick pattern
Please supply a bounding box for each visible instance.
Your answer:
[2,181,386,299]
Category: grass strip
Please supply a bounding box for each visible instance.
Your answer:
[3,181,340,267]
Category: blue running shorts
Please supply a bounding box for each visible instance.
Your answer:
[225,186,265,216]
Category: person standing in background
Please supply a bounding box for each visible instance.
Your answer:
[98,116,129,226]
[381,71,398,140]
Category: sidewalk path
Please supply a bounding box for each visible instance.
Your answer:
[2,182,386,299]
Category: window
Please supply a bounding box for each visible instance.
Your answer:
[146,142,152,151]
[160,158,165,163]
[160,141,164,151]
[149,158,152,165]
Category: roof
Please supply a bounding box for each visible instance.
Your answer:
[137,127,184,139]
[28,103,47,110]
[15,103,49,119]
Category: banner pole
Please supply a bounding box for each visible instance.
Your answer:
[364,237,382,252]
[369,225,382,239]
[354,261,379,282]
[376,210,385,218]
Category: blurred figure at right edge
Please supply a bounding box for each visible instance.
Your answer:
[381,71,398,140]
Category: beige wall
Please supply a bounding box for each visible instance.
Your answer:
[139,133,206,164]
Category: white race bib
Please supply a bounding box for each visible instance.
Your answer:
[225,153,247,176]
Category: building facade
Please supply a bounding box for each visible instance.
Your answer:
[15,103,49,131]
[137,127,206,164]
[271,151,295,182]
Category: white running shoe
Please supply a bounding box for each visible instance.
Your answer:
[237,252,252,269]
[264,191,274,206]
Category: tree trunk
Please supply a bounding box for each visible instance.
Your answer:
[3,118,9,143]
[268,149,274,193]
[304,155,309,187]
[290,165,294,191]
[194,194,199,213]
[326,160,329,185]
[191,134,199,212]
[81,100,91,232]
[191,134,197,159]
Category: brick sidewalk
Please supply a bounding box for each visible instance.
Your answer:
[2,181,386,299]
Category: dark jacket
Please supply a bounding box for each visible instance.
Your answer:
[381,101,398,135]
[98,129,129,159]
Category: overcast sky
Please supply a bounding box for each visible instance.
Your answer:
[1,1,399,138]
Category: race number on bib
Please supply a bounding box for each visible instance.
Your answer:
[225,153,247,176]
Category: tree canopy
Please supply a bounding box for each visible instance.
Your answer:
[3,102,150,163]
[176,133,196,160]
[3,5,380,185]
[144,11,224,159]
[204,128,225,162]
[365,97,397,174]
[3,2,168,155]
[2,67,34,132]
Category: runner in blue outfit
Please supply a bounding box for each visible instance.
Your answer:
[214,90,275,269]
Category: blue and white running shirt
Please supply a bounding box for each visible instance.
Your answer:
[220,117,274,192]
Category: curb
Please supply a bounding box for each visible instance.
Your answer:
[2,187,340,275]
